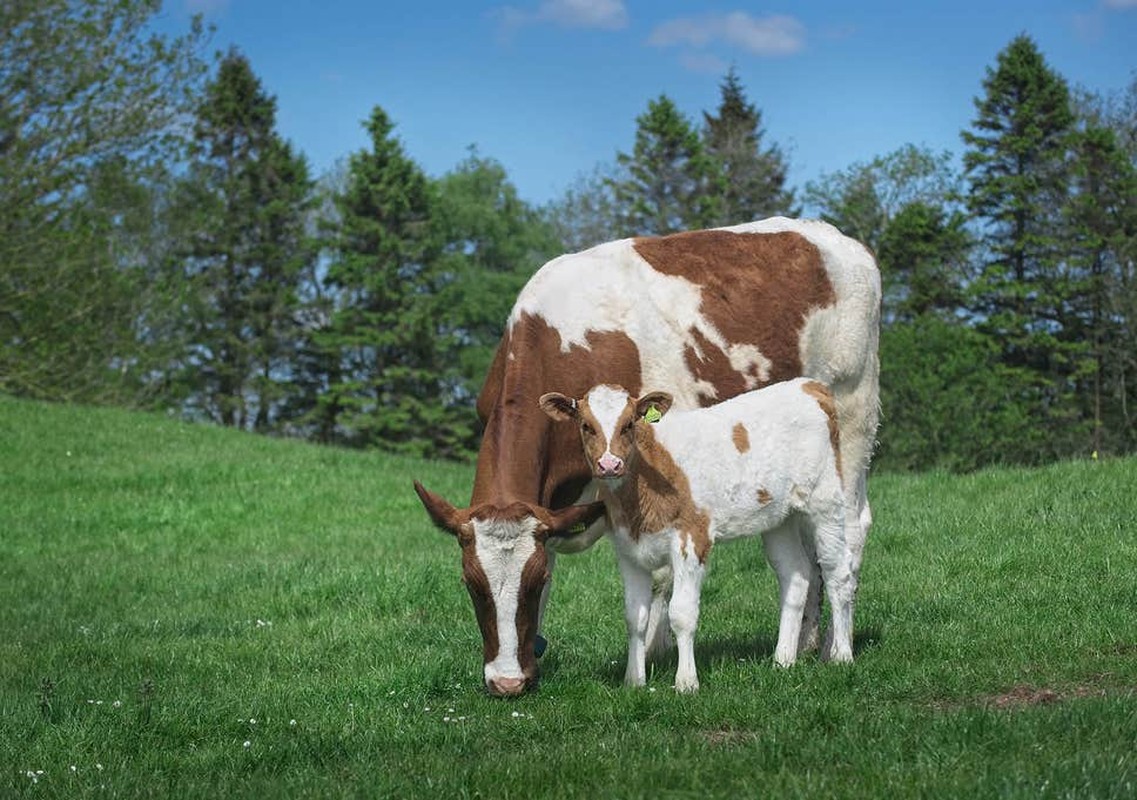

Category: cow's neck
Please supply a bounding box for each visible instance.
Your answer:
[470,396,589,510]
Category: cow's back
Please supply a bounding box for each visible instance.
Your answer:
[476,218,880,515]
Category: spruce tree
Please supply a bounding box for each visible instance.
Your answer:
[961,34,1085,458]
[702,67,795,224]
[317,106,442,454]
[177,49,315,430]
[610,95,721,235]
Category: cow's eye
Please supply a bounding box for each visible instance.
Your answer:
[581,423,595,436]
[622,421,634,434]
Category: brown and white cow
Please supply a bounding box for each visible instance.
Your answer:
[415,217,880,696]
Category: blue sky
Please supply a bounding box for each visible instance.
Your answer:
[165,1,1136,208]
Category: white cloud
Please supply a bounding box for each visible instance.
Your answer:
[496,0,629,33]
[1103,0,1137,9]
[649,12,805,57]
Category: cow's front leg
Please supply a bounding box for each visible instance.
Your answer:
[617,555,653,687]
[669,538,706,693]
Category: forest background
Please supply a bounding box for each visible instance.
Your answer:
[3,0,1135,472]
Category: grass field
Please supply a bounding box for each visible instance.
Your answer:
[2,394,1135,799]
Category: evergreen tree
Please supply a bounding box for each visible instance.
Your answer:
[961,34,1086,458]
[702,67,795,224]
[610,95,722,235]
[177,49,316,431]
[1065,119,1137,455]
[317,106,443,454]
[876,201,971,323]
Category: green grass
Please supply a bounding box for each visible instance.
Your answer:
[2,394,1135,799]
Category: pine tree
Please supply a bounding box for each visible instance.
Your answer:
[176,49,316,431]
[876,201,970,323]
[961,34,1086,458]
[317,106,442,454]
[610,95,721,235]
[702,67,795,224]
[1065,120,1137,455]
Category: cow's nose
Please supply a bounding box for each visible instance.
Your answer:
[487,676,526,697]
[597,453,624,477]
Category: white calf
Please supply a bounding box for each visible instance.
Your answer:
[539,378,855,692]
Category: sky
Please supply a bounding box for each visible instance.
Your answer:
[162,0,1136,209]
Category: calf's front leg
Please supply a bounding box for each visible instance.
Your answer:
[617,555,653,687]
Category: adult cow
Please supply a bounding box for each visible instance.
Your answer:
[415,217,880,697]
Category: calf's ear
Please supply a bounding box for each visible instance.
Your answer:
[636,391,674,421]
[540,501,607,538]
[413,481,464,536]
[538,392,578,422]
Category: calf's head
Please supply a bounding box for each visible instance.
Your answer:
[412,481,605,697]
[539,385,673,481]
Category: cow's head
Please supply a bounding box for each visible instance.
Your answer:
[412,481,605,697]
[539,385,673,482]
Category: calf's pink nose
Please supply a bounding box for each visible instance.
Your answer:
[597,453,624,476]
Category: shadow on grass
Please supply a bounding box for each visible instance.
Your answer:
[535,627,882,690]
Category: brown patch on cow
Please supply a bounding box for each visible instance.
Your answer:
[683,327,747,406]
[801,380,842,483]
[603,423,712,563]
[459,545,499,664]
[732,423,750,454]
[634,230,837,386]
[472,313,642,508]
[757,488,772,505]
[514,546,551,683]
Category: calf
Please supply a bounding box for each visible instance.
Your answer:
[539,379,855,692]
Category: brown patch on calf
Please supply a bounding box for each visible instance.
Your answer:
[634,230,837,387]
[732,423,750,454]
[756,488,772,506]
[801,380,843,483]
[603,422,712,563]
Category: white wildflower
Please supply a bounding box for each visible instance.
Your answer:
[243,740,251,749]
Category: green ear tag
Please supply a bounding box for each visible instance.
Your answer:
[568,522,587,534]
[644,405,662,424]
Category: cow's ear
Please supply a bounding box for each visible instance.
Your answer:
[541,501,607,538]
[413,481,464,536]
[636,391,673,422]
[538,392,578,422]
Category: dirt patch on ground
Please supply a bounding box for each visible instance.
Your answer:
[932,672,1131,713]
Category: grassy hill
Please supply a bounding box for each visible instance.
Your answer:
[2,394,1135,798]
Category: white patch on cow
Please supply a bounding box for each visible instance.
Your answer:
[727,342,772,388]
[472,515,539,685]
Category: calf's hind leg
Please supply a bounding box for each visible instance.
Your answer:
[668,537,706,693]
[762,523,813,667]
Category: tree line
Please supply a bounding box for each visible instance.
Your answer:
[2,1,1134,472]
